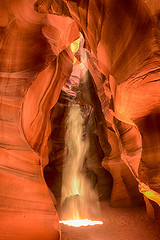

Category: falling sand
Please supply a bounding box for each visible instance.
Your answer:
[60,103,102,225]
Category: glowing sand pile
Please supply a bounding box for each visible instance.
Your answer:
[60,219,103,227]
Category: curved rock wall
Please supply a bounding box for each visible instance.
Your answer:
[0,0,160,238]
[0,0,79,239]
[48,0,160,214]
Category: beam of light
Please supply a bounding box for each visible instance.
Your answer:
[60,35,103,225]
[60,104,101,222]
[60,219,103,227]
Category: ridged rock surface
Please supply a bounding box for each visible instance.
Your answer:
[0,0,79,239]
[0,0,160,238]
[48,0,160,214]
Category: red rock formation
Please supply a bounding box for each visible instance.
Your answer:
[1,0,160,238]
[0,0,79,239]
[86,54,143,207]
[49,0,160,212]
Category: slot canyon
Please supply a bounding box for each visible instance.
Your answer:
[0,0,160,239]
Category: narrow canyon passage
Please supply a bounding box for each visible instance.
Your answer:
[60,201,160,240]
[0,0,160,239]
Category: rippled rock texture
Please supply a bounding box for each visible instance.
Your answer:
[50,0,160,209]
[37,0,160,216]
[0,0,79,239]
[0,0,160,239]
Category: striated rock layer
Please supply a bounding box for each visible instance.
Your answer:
[0,0,160,238]
[48,0,160,214]
[0,0,79,239]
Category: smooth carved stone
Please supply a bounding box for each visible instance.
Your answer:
[51,0,160,211]
[61,0,158,81]
[44,100,68,200]
[115,54,160,123]
[84,37,144,192]
[144,0,160,15]
[0,0,80,239]
[86,132,113,200]
[22,48,74,164]
[0,2,160,238]
[49,101,68,170]
[34,0,71,16]
[42,14,79,57]
[86,51,144,204]
[143,195,160,220]
[0,70,60,239]
[135,113,160,192]
[102,129,144,207]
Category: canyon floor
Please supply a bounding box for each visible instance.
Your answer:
[60,201,160,240]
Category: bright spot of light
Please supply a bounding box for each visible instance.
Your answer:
[70,38,80,53]
[60,219,103,227]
